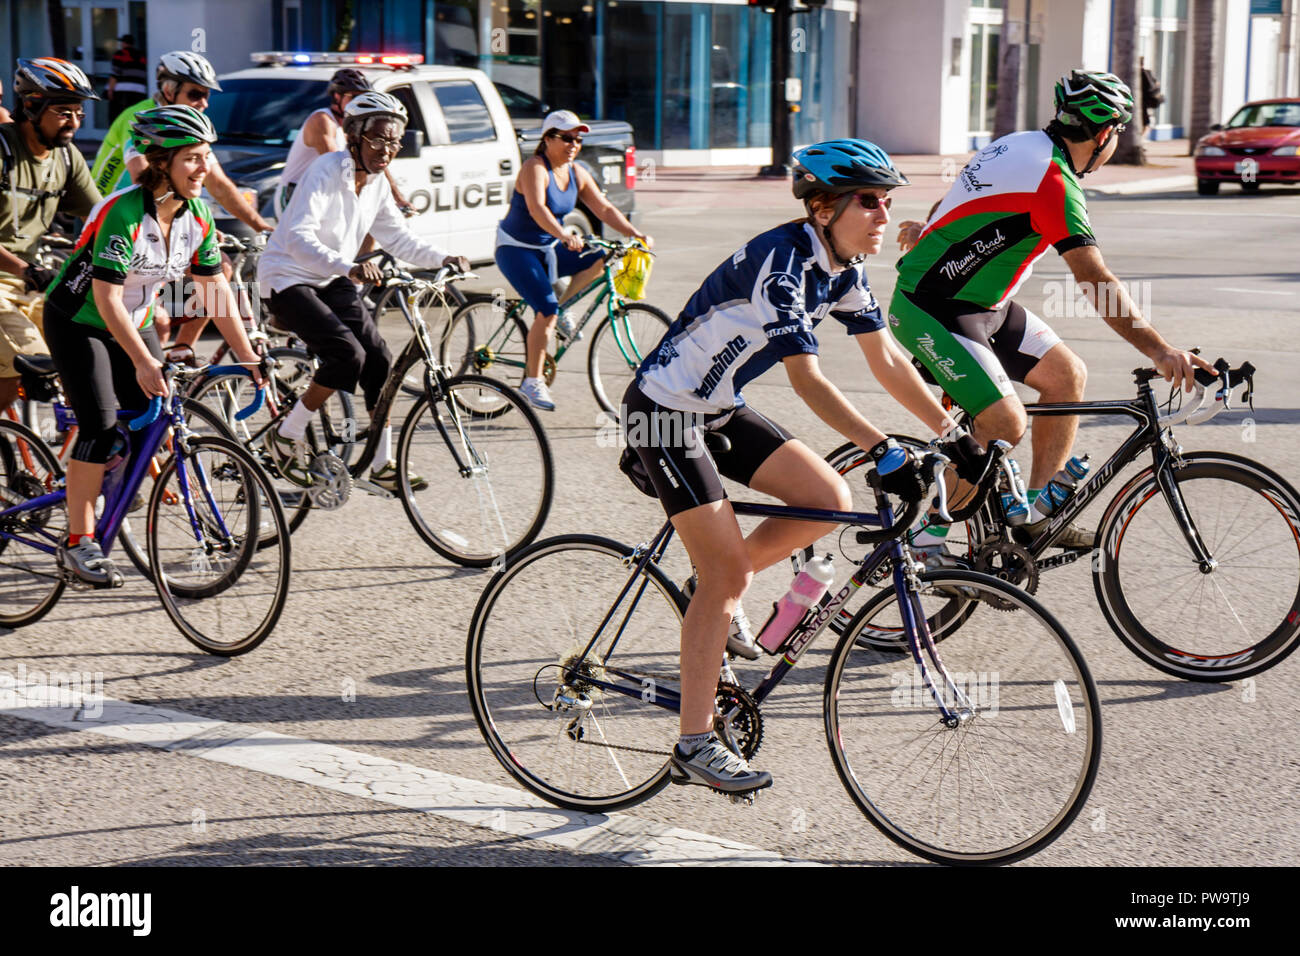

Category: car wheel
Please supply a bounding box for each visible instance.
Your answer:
[1241,181,1261,193]
[1197,179,1220,196]
[562,207,596,239]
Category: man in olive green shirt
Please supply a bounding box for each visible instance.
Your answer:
[0,58,103,412]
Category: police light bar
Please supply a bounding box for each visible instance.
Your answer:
[250,52,424,67]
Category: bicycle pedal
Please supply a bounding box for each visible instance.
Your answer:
[725,790,758,807]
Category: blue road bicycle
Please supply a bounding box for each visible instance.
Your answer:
[0,363,291,656]
[467,441,1102,865]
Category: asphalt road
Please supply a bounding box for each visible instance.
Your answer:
[2,180,1298,867]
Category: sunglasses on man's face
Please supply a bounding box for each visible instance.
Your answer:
[49,107,85,123]
[183,87,209,103]
[855,193,892,211]
[552,133,584,146]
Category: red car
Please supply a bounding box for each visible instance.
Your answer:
[1193,97,1300,195]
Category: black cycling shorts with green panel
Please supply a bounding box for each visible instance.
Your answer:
[891,130,1093,414]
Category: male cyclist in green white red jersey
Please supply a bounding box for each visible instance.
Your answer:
[43,105,262,586]
[891,70,1213,548]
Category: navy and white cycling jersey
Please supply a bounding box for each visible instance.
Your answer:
[636,221,886,414]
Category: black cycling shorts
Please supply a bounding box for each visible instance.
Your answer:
[619,381,793,518]
[43,304,163,463]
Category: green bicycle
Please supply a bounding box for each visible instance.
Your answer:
[439,236,670,417]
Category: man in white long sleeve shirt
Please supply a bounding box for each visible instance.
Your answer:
[258,91,470,491]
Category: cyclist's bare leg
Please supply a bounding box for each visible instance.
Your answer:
[298,381,334,413]
[670,499,752,735]
[744,439,851,571]
[65,459,107,536]
[1022,343,1086,488]
[525,312,557,379]
[565,260,605,300]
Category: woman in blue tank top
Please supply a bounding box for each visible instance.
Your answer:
[495,110,651,411]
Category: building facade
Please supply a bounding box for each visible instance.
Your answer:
[858,0,1300,153]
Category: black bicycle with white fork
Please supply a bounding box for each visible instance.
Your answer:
[190,254,554,567]
[819,358,1300,682]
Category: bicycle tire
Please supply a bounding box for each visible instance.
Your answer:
[467,533,686,811]
[396,375,554,566]
[1094,451,1300,681]
[147,433,291,656]
[439,298,533,417]
[0,419,66,627]
[587,303,671,417]
[825,568,1101,865]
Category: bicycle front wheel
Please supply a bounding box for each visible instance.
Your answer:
[1094,451,1300,681]
[587,303,671,417]
[147,434,292,656]
[0,419,66,627]
[398,375,553,567]
[826,569,1101,865]
[467,534,685,811]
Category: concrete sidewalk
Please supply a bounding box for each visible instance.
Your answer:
[636,138,1195,213]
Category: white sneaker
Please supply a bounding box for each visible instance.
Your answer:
[518,379,556,412]
[555,311,580,341]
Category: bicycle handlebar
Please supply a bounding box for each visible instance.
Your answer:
[1156,357,1255,428]
[128,364,264,430]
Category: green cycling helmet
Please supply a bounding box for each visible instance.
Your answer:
[1053,70,1134,137]
[130,104,218,152]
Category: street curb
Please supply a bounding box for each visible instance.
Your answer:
[1086,175,1196,196]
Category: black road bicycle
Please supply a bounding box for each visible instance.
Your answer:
[819,359,1300,682]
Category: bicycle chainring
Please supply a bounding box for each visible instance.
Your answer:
[714,681,763,760]
[542,353,557,387]
[306,452,352,510]
[973,541,1039,611]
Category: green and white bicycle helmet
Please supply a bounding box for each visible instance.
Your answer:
[130,104,218,152]
[1053,70,1134,137]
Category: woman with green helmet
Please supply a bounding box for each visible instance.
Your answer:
[41,104,263,587]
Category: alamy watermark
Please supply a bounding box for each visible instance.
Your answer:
[595,405,710,459]
[0,664,104,718]
[1041,278,1154,325]
[890,670,1000,714]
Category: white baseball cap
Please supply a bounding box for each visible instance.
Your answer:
[541,109,591,135]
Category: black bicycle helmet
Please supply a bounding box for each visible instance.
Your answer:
[328,68,372,96]
[14,57,100,121]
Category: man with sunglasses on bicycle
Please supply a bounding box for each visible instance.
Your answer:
[258,91,470,493]
[892,70,1213,551]
[91,51,271,236]
[620,140,982,796]
[0,58,103,416]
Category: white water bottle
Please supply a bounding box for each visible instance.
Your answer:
[756,554,835,654]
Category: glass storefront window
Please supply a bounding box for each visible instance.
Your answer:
[603,1,661,144]
[661,4,696,148]
[969,21,1000,134]
[791,7,851,146]
[435,0,480,67]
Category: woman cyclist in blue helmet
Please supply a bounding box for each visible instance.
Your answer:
[620,139,986,797]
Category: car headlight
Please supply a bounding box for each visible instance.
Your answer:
[1197,145,1226,156]
[1272,145,1300,156]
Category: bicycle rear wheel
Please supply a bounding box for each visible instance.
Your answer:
[587,303,671,417]
[0,419,66,627]
[467,534,685,811]
[826,569,1100,865]
[147,434,291,656]
[397,375,553,566]
[1094,451,1300,681]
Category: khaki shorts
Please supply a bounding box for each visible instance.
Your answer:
[0,275,49,379]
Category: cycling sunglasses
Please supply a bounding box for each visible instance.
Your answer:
[183,87,210,103]
[854,193,892,210]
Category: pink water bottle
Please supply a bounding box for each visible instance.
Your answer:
[756,554,836,654]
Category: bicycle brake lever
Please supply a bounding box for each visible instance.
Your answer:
[927,453,953,524]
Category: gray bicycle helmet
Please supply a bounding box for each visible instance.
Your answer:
[156,51,222,94]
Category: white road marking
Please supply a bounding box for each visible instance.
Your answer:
[1216,287,1294,296]
[1,682,812,867]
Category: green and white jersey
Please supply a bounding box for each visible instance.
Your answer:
[45,184,222,330]
[896,131,1096,311]
[89,97,154,195]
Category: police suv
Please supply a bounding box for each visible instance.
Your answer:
[204,52,638,262]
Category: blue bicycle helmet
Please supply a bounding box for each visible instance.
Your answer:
[792,139,909,199]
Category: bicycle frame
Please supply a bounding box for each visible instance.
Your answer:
[965,375,1217,569]
[0,396,226,560]
[557,497,975,728]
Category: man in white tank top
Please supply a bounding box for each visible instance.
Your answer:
[275,69,414,217]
